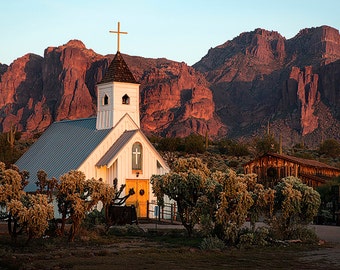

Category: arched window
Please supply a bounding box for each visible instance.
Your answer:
[122,94,130,104]
[132,142,142,170]
[103,94,109,105]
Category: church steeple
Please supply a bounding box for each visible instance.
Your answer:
[96,22,140,130]
[100,51,137,84]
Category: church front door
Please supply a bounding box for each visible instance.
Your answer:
[125,179,149,217]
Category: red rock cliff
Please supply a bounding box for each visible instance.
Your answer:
[194,26,340,146]
[140,61,225,137]
[0,41,225,139]
[287,66,320,135]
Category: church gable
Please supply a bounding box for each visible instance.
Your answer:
[96,130,138,168]
[96,128,169,173]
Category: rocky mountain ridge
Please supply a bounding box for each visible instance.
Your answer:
[194,25,340,147]
[1,25,340,147]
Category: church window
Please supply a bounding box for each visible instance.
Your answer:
[103,94,109,105]
[132,142,142,170]
[122,94,130,104]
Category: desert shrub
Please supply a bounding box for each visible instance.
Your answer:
[253,226,270,246]
[184,134,205,154]
[254,134,279,155]
[284,225,318,243]
[126,224,144,235]
[233,227,271,248]
[318,139,340,158]
[106,226,129,236]
[157,137,183,152]
[217,139,249,156]
[151,157,219,237]
[83,209,106,229]
[198,213,214,237]
[200,236,225,250]
[228,160,239,168]
[238,232,254,249]
[270,177,320,238]
[215,170,254,245]
[106,224,143,236]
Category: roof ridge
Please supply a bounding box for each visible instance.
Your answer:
[54,117,96,124]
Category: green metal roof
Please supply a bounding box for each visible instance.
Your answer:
[15,118,111,192]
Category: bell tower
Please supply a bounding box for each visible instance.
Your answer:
[96,22,140,130]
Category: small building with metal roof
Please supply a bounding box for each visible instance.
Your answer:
[243,152,340,188]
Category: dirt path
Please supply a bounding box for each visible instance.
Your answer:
[309,224,340,243]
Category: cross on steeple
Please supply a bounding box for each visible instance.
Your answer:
[109,21,128,52]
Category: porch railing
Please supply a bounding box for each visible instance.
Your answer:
[146,201,178,224]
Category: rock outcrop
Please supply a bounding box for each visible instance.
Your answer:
[0,53,44,133]
[0,40,225,139]
[139,61,225,137]
[0,40,107,135]
[194,25,340,147]
[283,66,320,136]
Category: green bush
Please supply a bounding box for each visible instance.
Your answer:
[157,137,183,152]
[217,139,249,156]
[184,134,205,154]
[254,134,279,155]
[228,160,239,168]
[200,236,226,250]
[83,209,106,229]
[238,233,254,249]
[106,224,144,236]
[284,225,318,243]
[253,227,270,246]
[318,139,340,158]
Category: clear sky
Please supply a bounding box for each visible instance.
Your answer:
[1,0,340,66]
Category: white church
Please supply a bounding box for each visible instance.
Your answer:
[15,23,170,218]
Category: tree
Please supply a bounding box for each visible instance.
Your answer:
[56,170,116,241]
[151,157,218,236]
[35,170,58,202]
[0,162,27,241]
[157,137,183,152]
[214,170,254,244]
[316,177,340,224]
[0,132,19,166]
[254,134,279,155]
[270,176,321,239]
[0,162,53,243]
[319,139,340,158]
[217,139,250,156]
[7,194,54,242]
[184,134,205,154]
[242,174,275,232]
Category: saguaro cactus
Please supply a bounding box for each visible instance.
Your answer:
[7,125,17,149]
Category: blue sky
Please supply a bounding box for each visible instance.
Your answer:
[1,0,340,66]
